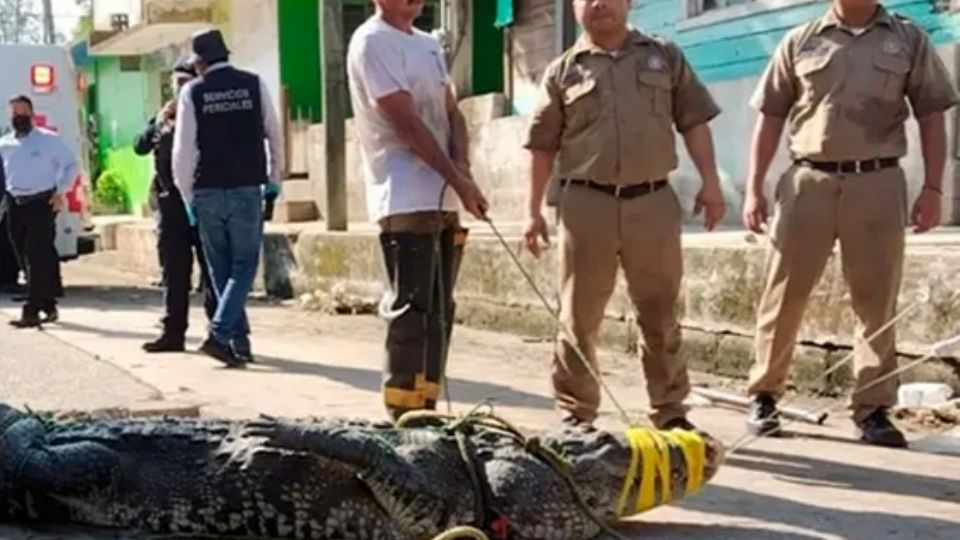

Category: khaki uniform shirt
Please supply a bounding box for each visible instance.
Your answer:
[751,6,960,161]
[524,30,720,185]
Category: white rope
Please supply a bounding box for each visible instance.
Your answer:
[729,328,960,455]
[484,217,639,427]
[725,287,959,453]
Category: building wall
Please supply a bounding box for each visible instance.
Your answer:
[664,48,958,225]
[224,0,282,115]
[307,0,960,226]
[93,56,157,213]
[472,0,504,96]
[633,0,960,82]
[508,0,560,114]
[279,0,322,123]
[93,0,143,30]
[629,0,960,223]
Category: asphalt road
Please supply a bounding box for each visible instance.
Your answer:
[0,252,956,539]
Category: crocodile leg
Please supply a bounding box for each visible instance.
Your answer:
[246,422,451,538]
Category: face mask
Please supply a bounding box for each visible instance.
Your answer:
[11,114,32,134]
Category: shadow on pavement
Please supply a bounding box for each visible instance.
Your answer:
[53,320,205,346]
[8,285,276,311]
[253,353,556,410]
[618,520,819,539]
[678,484,958,540]
[727,447,960,503]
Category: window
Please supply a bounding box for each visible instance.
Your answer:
[118,56,141,72]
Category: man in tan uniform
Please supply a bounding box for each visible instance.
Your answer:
[744,0,958,447]
[524,0,725,430]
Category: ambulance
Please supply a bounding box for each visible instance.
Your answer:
[0,43,95,261]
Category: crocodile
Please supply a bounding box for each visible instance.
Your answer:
[0,402,723,539]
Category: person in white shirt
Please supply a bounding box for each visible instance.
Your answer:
[0,95,78,328]
[346,0,488,421]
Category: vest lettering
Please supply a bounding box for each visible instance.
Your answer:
[190,66,267,189]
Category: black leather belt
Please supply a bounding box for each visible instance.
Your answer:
[6,189,54,206]
[794,157,899,174]
[561,179,667,199]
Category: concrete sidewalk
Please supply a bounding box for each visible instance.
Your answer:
[0,251,957,539]
[0,320,162,414]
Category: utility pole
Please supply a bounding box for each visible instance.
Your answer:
[320,0,347,231]
[41,0,55,44]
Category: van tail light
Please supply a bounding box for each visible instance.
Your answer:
[31,64,56,94]
[66,175,84,213]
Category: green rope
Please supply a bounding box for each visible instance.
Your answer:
[411,406,628,540]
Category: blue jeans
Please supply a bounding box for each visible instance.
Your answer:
[193,185,263,351]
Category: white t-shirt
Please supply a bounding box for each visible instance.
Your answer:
[346,15,459,222]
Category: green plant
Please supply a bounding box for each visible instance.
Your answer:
[93,169,129,214]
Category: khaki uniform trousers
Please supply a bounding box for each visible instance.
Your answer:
[554,183,689,428]
[748,165,906,421]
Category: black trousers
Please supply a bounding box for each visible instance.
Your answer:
[157,192,216,337]
[0,205,20,287]
[7,192,58,314]
[378,212,468,421]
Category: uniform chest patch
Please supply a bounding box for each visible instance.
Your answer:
[882,39,901,55]
[646,55,664,71]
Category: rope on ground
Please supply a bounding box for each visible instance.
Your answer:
[398,405,630,540]
[483,216,638,428]
[724,288,960,455]
[728,328,960,456]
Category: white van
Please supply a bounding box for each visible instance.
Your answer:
[0,43,95,261]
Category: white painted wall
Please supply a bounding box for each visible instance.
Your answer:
[93,0,143,30]
[668,45,958,227]
[225,0,282,116]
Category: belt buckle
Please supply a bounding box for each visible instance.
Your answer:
[614,185,623,198]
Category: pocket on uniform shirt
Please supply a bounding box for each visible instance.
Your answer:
[871,51,910,102]
[560,78,600,128]
[636,70,672,117]
[795,53,833,100]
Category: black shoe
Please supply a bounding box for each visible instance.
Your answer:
[232,339,255,363]
[747,394,782,436]
[200,337,245,368]
[40,307,58,323]
[0,283,25,294]
[9,314,41,329]
[855,408,907,448]
[142,334,186,353]
[233,348,254,363]
[662,416,698,431]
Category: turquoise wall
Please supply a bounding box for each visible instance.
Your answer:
[630,0,960,84]
[93,57,156,213]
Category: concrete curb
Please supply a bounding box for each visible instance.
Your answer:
[100,219,960,394]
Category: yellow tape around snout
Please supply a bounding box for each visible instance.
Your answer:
[615,426,707,518]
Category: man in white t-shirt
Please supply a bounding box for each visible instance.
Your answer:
[346,0,488,421]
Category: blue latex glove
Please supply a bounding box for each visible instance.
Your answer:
[263,182,281,199]
[185,204,197,228]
